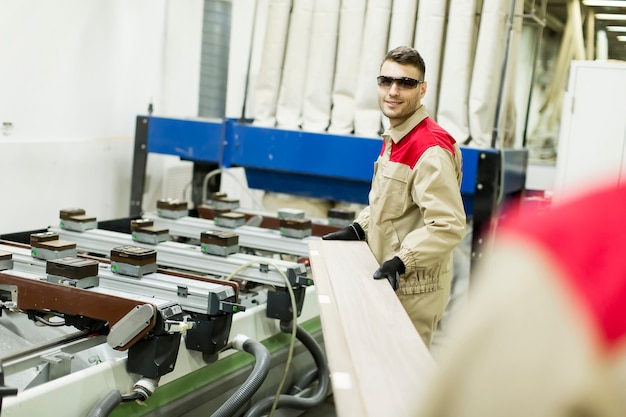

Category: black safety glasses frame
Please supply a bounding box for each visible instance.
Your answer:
[377,76,423,89]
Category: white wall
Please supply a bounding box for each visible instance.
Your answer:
[0,0,204,233]
[0,137,134,233]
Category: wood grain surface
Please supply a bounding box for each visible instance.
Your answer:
[308,240,436,417]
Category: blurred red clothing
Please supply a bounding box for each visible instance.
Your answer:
[417,183,626,417]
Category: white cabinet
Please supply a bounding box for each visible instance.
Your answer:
[552,60,626,205]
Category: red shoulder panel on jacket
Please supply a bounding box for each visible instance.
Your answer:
[389,118,457,169]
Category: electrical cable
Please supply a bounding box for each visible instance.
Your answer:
[33,314,66,327]
[11,309,67,327]
[182,180,192,203]
[201,168,265,210]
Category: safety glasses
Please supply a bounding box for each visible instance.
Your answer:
[377,76,423,89]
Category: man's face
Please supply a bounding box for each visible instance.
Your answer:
[378,60,426,128]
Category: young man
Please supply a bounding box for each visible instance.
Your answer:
[324,46,466,348]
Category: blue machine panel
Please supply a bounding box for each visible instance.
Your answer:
[227,121,484,191]
[223,122,382,204]
[140,117,527,217]
[226,122,381,181]
[244,168,373,204]
[147,116,224,162]
[226,121,485,210]
[459,148,481,195]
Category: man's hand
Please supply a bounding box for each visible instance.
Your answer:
[373,256,406,291]
[322,223,365,241]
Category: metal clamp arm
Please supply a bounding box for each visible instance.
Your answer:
[0,271,157,351]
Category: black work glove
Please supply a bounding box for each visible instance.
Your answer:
[373,256,406,291]
[322,223,365,241]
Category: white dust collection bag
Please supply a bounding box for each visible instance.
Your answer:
[414,0,448,117]
[253,0,292,127]
[380,0,419,133]
[225,0,270,120]
[275,0,314,130]
[436,0,480,144]
[328,0,367,135]
[468,0,510,148]
[301,0,340,132]
[387,0,418,50]
[353,0,392,138]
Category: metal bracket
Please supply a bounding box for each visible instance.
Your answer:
[177,286,188,297]
[41,352,74,381]
[0,360,17,412]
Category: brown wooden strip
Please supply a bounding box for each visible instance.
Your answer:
[196,205,340,237]
[0,271,156,351]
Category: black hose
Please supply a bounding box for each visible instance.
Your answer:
[244,323,330,417]
[210,336,271,417]
[288,368,318,396]
[85,390,122,417]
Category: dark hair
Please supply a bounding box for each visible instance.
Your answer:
[382,46,426,78]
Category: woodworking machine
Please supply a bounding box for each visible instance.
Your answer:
[142,209,318,258]
[0,240,242,380]
[0,209,322,416]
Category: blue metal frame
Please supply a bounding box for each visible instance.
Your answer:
[225,121,380,181]
[140,116,506,211]
[147,116,225,163]
[224,121,380,204]
[131,115,528,271]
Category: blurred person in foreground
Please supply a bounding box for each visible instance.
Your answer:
[416,183,626,416]
[323,46,466,349]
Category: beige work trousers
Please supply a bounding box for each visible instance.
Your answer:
[398,285,451,349]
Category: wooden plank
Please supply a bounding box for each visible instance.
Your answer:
[308,240,436,417]
[307,242,368,417]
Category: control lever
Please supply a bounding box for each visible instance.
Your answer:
[107,304,155,349]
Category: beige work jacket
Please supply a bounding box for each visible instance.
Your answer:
[355,107,466,295]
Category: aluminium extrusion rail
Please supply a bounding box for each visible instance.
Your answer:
[0,243,234,315]
[94,266,235,314]
[144,212,317,258]
[48,227,307,288]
